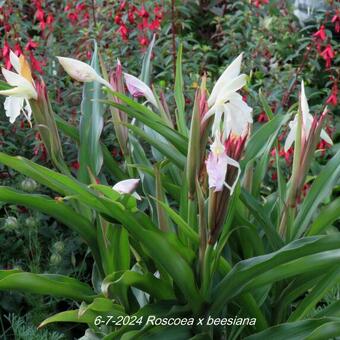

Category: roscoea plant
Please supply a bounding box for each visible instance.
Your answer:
[0,41,339,340]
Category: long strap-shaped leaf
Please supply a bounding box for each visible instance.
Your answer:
[0,270,96,302]
[212,235,340,313]
[125,123,186,169]
[78,41,105,183]
[105,100,188,155]
[293,150,340,239]
[245,317,340,340]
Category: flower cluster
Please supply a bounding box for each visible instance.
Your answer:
[0,4,43,74]
[113,1,163,47]
[64,1,89,26]
[203,54,252,193]
[310,8,338,107]
[33,0,54,32]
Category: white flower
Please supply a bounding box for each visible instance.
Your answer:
[124,73,158,107]
[57,56,112,89]
[0,51,37,123]
[205,132,240,193]
[203,53,252,139]
[284,81,333,152]
[112,178,141,200]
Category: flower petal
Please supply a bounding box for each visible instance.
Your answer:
[206,152,228,192]
[57,56,112,89]
[224,155,241,194]
[208,53,243,106]
[4,96,24,123]
[9,50,20,73]
[124,73,158,107]
[284,126,296,152]
[300,80,310,122]
[216,74,247,103]
[320,129,333,145]
[2,68,32,89]
[112,178,140,196]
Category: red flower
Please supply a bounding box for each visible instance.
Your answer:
[252,0,269,8]
[46,13,54,25]
[30,52,43,74]
[71,161,80,170]
[313,25,327,41]
[326,82,338,106]
[4,23,11,32]
[257,111,268,123]
[64,4,72,11]
[76,3,86,11]
[35,7,44,22]
[39,20,46,31]
[139,36,149,46]
[25,38,39,51]
[119,1,127,11]
[149,19,160,30]
[154,6,163,20]
[118,24,128,40]
[114,15,122,25]
[139,6,149,18]
[67,12,78,24]
[320,44,335,68]
[14,43,22,56]
[271,171,277,181]
[332,9,340,33]
[128,11,135,24]
[3,40,10,57]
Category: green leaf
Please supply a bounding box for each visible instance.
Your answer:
[174,44,187,136]
[0,270,95,302]
[102,271,175,305]
[125,123,186,169]
[245,318,340,340]
[242,114,289,166]
[258,89,274,120]
[307,197,340,236]
[78,41,105,183]
[39,298,125,328]
[106,100,188,155]
[55,115,127,181]
[0,152,108,213]
[212,235,340,314]
[0,80,12,90]
[288,266,340,322]
[240,189,283,250]
[0,186,100,263]
[293,150,340,238]
[140,34,156,85]
[153,198,199,245]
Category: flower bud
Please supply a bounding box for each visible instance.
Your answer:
[21,178,38,192]
[4,216,18,231]
[50,253,62,266]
